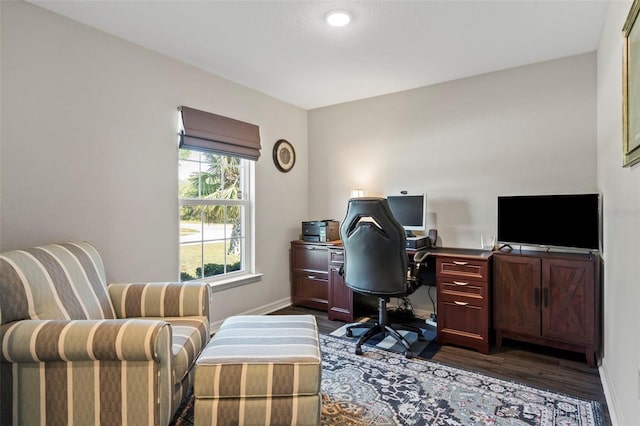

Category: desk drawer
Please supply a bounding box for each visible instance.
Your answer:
[438,291,483,308]
[439,278,486,298]
[437,257,488,281]
[438,298,485,337]
[293,270,328,282]
[291,273,328,311]
[291,244,329,272]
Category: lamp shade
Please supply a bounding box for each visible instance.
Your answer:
[350,189,365,198]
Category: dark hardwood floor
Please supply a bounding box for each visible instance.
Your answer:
[272,305,611,425]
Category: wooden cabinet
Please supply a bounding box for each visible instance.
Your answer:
[436,250,492,354]
[493,251,600,367]
[290,241,330,311]
[290,241,354,321]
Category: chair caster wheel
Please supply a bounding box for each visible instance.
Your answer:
[405,351,413,359]
[355,346,363,355]
[417,334,426,342]
[346,329,353,337]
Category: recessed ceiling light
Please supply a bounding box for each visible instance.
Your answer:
[326,10,351,27]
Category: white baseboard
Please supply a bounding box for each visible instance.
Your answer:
[599,361,621,425]
[209,297,292,333]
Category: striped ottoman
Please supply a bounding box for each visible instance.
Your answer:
[194,315,322,426]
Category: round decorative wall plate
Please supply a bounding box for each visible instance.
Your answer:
[273,139,296,172]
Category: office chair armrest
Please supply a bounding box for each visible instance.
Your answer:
[413,249,429,263]
[406,249,430,294]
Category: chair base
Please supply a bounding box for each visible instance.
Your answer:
[346,298,425,359]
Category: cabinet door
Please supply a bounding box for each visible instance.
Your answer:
[493,255,541,335]
[328,264,353,322]
[328,248,353,322]
[541,258,595,345]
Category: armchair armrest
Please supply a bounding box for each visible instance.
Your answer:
[108,282,210,319]
[1,319,170,363]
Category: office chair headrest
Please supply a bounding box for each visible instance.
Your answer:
[342,197,405,240]
[339,197,409,296]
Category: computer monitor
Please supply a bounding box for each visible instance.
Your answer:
[386,194,426,237]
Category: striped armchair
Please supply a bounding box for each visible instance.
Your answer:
[0,242,211,426]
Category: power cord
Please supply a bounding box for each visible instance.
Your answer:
[396,297,414,316]
[427,286,437,323]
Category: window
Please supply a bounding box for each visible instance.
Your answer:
[178,149,252,282]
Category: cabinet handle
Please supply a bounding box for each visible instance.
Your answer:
[305,246,316,250]
[452,281,468,286]
[543,288,549,308]
[335,251,344,255]
[452,261,468,266]
[534,288,540,308]
[454,301,469,306]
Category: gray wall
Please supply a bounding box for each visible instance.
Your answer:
[309,53,597,244]
[0,1,309,324]
[597,1,640,423]
[308,53,598,315]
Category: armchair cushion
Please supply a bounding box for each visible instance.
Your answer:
[156,316,209,383]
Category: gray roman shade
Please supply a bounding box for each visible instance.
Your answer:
[179,106,261,161]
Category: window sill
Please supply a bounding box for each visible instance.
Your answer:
[201,273,263,293]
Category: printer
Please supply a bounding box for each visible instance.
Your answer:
[302,220,340,242]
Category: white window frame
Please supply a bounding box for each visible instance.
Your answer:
[178,151,260,291]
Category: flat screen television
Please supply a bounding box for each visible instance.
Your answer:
[386,194,426,236]
[497,193,600,251]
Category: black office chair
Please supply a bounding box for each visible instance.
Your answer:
[339,197,427,358]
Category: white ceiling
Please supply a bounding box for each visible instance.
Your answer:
[29,0,610,110]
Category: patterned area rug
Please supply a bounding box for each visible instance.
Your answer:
[321,335,603,425]
[329,321,441,359]
[171,334,604,426]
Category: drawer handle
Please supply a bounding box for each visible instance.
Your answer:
[305,246,316,250]
[452,261,469,266]
[454,301,469,306]
[453,281,468,286]
[335,251,343,255]
[307,275,317,279]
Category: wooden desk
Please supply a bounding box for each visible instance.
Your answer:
[291,241,600,364]
[290,241,493,352]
